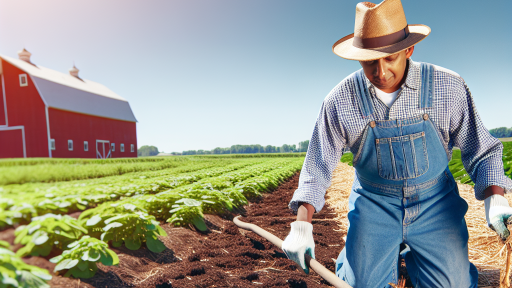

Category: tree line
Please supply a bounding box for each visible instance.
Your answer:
[137,141,310,156]
[180,140,310,155]
[489,127,512,138]
[139,126,511,157]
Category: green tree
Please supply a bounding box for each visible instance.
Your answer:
[489,127,512,138]
[137,145,159,157]
[298,140,310,152]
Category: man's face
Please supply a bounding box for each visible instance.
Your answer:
[359,46,414,93]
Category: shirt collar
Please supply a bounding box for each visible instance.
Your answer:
[364,58,421,91]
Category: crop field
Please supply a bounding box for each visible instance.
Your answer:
[0,154,304,287]
[1,141,511,288]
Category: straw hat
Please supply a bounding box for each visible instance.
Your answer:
[332,0,430,61]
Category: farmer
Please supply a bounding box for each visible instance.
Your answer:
[282,0,512,287]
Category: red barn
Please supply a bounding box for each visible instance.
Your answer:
[0,49,137,159]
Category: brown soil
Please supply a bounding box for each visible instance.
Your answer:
[2,172,349,288]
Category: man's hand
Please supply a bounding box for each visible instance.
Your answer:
[281,221,315,274]
[485,194,512,241]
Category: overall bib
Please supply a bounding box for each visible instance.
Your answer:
[334,64,479,288]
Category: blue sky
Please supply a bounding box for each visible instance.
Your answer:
[1,0,510,153]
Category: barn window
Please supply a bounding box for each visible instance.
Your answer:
[120,143,125,152]
[19,74,28,87]
[68,140,73,151]
[111,143,115,152]
[131,144,134,153]
[84,141,89,151]
[50,139,55,150]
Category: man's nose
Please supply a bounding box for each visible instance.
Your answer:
[375,59,387,79]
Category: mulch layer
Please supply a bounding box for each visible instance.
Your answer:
[0,172,351,288]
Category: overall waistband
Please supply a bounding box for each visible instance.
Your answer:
[356,166,453,198]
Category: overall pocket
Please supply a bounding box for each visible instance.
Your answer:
[376,131,429,180]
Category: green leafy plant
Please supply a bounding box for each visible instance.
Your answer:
[0,241,9,249]
[167,199,208,231]
[221,187,248,209]
[5,204,38,227]
[182,189,232,214]
[0,210,13,230]
[80,203,167,253]
[14,214,87,257]
[49,236,119,279]
[0,246,52,288]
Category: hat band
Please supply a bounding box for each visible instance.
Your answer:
[353,26,410,49]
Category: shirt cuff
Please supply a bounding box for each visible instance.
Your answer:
[474,175,512,200]
[288,186,325,214]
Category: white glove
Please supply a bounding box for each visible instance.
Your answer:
[281,221,315,274]
[485,194,512,241]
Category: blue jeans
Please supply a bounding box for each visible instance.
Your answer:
[335,172,478,287]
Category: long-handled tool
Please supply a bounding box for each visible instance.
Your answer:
[233,216,353,288]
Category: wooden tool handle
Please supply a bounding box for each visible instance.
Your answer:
[233,215,353,288]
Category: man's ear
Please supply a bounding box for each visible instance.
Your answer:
[406,46,415,59]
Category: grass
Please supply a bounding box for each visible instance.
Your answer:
[340,152,354,166]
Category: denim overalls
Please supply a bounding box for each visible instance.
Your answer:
[334,64,479,288]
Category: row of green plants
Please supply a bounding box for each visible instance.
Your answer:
[0,157,304,287]
[0,159,298,230]
[0,157,196,186]
[0,157,243,196]
[0,240,52,288]
[81,159,304,232]
[0,157,169,167]
[0,154,289,186]
[6,204,165,284]
[0,159,265,229]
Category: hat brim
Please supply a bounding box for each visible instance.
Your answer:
[332,24,431,61]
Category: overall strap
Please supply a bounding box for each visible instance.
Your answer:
[419,62,435,109]
[354,69,375,119]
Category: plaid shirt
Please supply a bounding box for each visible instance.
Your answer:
[289,59,512,213]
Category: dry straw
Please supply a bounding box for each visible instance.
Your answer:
[325,162,512,288]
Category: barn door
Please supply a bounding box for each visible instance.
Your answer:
[96,140,111,159]
[0,128,26,158]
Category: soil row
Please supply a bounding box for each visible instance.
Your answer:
[0,172,345,288]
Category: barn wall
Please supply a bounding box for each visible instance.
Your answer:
[1,59,49,157]
[49,108,137,158]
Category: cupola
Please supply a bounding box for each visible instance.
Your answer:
[69,65,79,78]
[17,48,32,63]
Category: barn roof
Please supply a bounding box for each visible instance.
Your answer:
[0,54,137,122]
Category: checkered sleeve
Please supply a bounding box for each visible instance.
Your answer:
[449,80,512,200]
[288,93,347,213]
